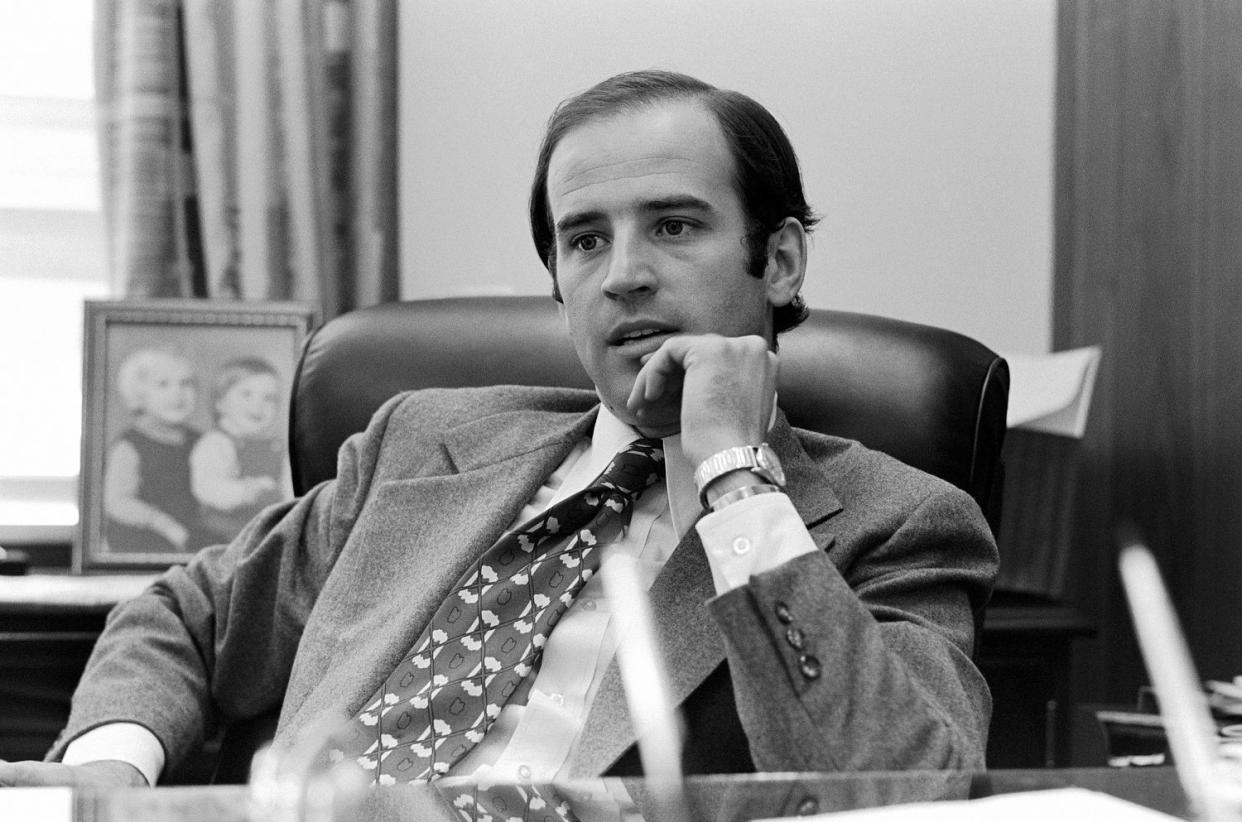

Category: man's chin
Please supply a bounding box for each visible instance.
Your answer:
[629,415,676,439]
[593,392,675,437]
[608,399,680,439]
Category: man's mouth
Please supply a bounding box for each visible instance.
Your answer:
[608,320,677,344]
[608,324,677,356]
[618,328,664,343]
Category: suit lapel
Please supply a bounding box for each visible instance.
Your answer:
[435,405,598,545]
[395,404,601,622]
[370,405,600,623]
[283,402,599,739]
[571,413,843,775]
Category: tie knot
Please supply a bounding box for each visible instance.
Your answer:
[595,437,664,497]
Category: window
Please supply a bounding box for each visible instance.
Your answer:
[0,0,111,543]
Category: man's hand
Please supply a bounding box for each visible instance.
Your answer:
[627,333,777,466]
[0,759,149,789]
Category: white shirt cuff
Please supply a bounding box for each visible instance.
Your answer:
[695,491,818,594]
[62,722,165,787]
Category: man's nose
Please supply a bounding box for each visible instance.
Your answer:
[601,233,656,299]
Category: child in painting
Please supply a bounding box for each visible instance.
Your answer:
[190,356,289,543]
[104,348,203,554]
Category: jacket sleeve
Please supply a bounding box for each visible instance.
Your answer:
[706,486,996,771]
[46,394,410,774]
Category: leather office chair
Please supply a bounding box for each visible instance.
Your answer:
[210,295,1008,784]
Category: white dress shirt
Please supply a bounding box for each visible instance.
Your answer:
[64,403,817,785]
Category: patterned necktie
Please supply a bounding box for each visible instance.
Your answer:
[444,781,580,822]
[337,438,664,785]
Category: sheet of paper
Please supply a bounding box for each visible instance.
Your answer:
[1003,346,1102,437]
[0,787,73,822]
[755,787,1182,822]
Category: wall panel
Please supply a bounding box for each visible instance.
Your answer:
[1055,0,1242,707]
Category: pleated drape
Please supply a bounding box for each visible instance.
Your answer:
[93,0,400,319]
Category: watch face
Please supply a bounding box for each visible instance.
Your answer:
[757,443,786,486]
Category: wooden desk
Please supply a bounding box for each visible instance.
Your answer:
[51,767,1189,821]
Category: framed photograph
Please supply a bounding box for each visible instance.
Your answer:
[77,300,317,572]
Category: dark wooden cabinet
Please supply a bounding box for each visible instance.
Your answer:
[978,594,1095,768]
[0,600,111,761]
[0,575,154,764]
[1,577,1094,773]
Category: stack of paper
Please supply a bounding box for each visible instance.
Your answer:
[755,787,1181,822]
[1004,346,1102,437]
[1207,678,1242,718]
[0,787,72,822]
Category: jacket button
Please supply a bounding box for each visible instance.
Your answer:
[785,626,805,650]
[796,796,820,815]
[799,654,822,679]
[774,601,793,624]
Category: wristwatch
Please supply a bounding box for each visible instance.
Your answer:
[694,442,786,508]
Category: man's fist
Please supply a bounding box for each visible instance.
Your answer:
[628,333,777,466]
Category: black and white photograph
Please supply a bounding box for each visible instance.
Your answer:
[2,0,1241,810]
[76,301,315,571]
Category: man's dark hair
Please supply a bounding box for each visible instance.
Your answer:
[528,69,819,335]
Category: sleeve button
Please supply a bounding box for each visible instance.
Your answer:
[785,626,805,650]
[798,653,822,679]
[774,601,793,624]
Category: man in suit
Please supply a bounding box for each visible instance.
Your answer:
[1,70,996,789]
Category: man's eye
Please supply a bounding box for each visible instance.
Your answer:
[572,235,600,252]
[660,219,688,236]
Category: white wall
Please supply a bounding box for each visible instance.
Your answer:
[399,0,1056,355]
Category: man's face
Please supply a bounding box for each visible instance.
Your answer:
[546,100,773,431]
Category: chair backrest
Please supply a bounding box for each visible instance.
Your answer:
[289,296,1009,530]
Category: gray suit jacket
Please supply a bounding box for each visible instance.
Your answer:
[52,386,997,776]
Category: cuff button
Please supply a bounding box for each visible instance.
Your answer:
[798,653,822,680]
[785,626,805,650]
[774,601,793,624]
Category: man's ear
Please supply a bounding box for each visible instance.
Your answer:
[763,217,808,308]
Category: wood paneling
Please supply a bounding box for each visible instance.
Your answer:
[1055,0,1242,708]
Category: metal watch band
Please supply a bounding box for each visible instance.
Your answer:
[694,442,785,508]
[708,483,783,512]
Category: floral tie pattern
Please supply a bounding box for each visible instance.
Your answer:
[443,781,580,822]
[335,438,665,784]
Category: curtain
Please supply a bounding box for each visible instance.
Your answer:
[93,0,400,319]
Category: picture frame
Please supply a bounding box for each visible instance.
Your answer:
[77,300,318,572]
